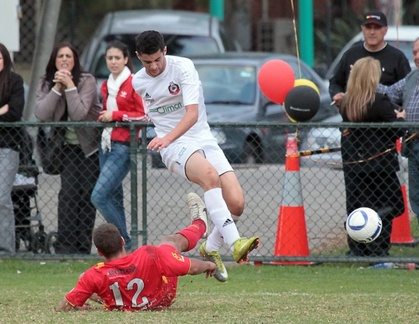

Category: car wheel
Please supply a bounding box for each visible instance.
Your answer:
[31,230,47,254]
[151,154,166,169]
[243,141,263,164]
[45,232,58,254]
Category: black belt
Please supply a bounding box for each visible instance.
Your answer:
[111,140,130,146]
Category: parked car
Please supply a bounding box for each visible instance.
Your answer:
[325,25,419,81]
[150,52,336,167]
[299,113,343,168]
[80,9,242,89]
[300,113,408,170]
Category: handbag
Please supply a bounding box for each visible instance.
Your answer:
[36,107,68,175]
[36,126,66,175]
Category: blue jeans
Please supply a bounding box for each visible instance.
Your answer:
[408,141,419,223]
[91,143,132,249]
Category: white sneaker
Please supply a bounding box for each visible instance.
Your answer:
[187,193,208,239]
[13,174,36,186]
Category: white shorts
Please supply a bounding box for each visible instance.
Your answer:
[161,137,233,181]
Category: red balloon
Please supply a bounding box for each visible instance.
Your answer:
[257,60,295,104]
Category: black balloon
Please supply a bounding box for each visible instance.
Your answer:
[284,85,320,122]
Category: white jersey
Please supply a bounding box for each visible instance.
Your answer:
[132,55,212,142]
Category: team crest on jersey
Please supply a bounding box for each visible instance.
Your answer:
[95,262,105,269]
[171,251,185,262]
[168,82,180,95]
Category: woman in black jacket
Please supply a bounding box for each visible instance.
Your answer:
[339,56,406,257]
[0,43,24,253]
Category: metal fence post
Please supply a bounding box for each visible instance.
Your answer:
[129,124,139,249]
[140,125,149,246]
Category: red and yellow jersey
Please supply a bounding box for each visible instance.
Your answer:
[65,244,191,311]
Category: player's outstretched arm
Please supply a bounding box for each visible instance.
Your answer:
[60,298,91,311]
[189,258,216,278]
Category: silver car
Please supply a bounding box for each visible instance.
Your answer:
[80,9,241,85]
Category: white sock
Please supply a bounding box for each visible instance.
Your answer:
[204,188,240,248]
[205,228,224,252]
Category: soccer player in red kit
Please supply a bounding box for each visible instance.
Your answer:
[60,193,215,311]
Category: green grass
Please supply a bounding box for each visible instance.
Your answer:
[1,260,419,323]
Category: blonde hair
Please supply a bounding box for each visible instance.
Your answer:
[340,57,381,121]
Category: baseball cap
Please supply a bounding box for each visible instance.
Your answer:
[362,11,388,27]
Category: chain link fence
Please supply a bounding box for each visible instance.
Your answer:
[2,121,419,265]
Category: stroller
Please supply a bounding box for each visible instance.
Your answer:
[12,128,57,253]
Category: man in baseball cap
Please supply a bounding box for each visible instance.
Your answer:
[362,10,388,27]
[330,8,409,107]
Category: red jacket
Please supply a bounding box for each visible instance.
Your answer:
[100,74,145,142]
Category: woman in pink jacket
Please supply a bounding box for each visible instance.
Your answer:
[91,40,145,250]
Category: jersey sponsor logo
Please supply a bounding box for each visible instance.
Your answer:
[149,102,183,115]
[168,82,180,95]
[171,251,185,262]
[107,264,137,276]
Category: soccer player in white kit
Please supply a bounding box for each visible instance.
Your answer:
[132,30,259,282]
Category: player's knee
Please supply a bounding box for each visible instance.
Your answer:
[197,168,221,190]
[227,197,245,216]
[230,203,244,217]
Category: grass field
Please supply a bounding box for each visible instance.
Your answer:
[1,259,418,323]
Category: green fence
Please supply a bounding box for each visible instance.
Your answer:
[2,121,419,265]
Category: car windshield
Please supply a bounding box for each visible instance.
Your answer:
[195,64,257,105]
[91,34,220,78]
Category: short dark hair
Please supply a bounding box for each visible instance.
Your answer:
[93,224,123,258]
[135,30,165,55]
[105,40,134,73]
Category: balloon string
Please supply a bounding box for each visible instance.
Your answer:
[395,0,400,47]
[290,0,301,141]
[290,0,302,79]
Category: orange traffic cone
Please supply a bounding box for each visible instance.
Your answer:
[272,133,311,265]
[391,139,419,246]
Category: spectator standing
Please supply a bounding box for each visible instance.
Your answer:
[339,57,406,257]
[61,193,215,311]
[0,43,24,253]
[35,42,101,254]
[329,10,411,106]
[379,37,419,224]
[91,40,146,251]
[132,30,259,282]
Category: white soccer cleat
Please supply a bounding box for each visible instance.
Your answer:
[187,192,208,239]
